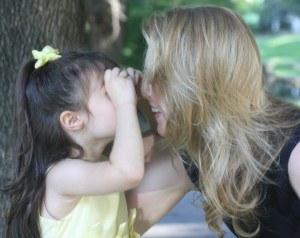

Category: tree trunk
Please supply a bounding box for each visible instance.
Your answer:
[0,0,85,235]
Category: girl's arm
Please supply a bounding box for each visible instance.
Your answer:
[106,68,145,188]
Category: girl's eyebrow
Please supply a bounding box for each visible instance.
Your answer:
[101,80,106,88]
[99,79,106,91]
[95,75,104,86]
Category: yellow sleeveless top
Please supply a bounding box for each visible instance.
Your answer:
[39,192,140,238]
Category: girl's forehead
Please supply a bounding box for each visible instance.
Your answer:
[88,71,105,90]
[89,70,104,82]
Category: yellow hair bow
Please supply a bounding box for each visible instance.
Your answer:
[32,45,61,69]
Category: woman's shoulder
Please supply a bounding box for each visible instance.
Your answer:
[278,124,300,199]
[288,141,300,199]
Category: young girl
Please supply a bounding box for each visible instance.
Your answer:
[4,46,143,238]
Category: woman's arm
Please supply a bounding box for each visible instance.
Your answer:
[126,135,194,234]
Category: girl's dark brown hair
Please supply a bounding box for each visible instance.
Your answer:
[3,50,117,238]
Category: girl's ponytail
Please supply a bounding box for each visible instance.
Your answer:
[15,60,35,149]
[4,59,41,238]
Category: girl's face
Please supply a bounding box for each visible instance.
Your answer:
[144,85,168,136]
[84,73,116,141]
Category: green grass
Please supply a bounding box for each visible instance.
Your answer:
[255,33,300,78]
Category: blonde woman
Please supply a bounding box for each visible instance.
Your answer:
[126,5,300,238]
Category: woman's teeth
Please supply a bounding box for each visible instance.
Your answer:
[151,107,160,113]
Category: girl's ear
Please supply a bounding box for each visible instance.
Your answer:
[60,111,84,131]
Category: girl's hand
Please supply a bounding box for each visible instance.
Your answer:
[126,67,143,86]
[104,67,137,109]
[126,67,144,98]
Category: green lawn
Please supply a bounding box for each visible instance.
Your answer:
[255,33,300,105]
[255,33,300,78]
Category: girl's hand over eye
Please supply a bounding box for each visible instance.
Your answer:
[126,67,144,98]
[126,67,143,86]
[104,67,137,109]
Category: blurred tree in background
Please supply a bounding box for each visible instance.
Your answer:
[84,0,127,60]
[260,0,300,32]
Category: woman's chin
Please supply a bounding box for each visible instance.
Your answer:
[156,125,166,136]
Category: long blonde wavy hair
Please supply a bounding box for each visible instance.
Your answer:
[142,6,300,237]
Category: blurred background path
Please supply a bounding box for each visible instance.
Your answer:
[143,192,236,238]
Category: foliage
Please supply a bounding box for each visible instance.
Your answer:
[256,33,300,77]
[122,0,300,70]
[121,0,234,70]
[122,0,300,103]
[256,33,300,105]
[278,0,300,16]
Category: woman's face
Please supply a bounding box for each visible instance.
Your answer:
[143,47,169,136]
[143,85,168,136]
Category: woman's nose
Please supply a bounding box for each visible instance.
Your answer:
[141,84,152,99]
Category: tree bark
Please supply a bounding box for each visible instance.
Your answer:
[0,0,85,235]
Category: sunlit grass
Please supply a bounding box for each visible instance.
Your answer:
[255,33,300,78]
